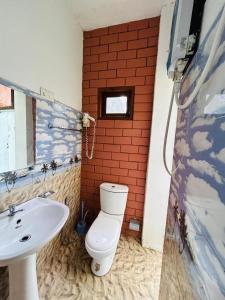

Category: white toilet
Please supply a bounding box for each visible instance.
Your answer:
[85,182,128,276]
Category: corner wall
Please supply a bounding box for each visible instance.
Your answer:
[142,1,176,252]
[81,17,160,238]
[0,0,83,110]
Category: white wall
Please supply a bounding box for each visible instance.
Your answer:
[142,1,176,252]
[0,0,83,110]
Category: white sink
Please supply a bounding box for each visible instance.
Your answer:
[0,197,69,300]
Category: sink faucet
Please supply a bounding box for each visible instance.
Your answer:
[38,191,55,198]
[8,204,23,217]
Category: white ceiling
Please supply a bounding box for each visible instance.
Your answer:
[71,0,164,31]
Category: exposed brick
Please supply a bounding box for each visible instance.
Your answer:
[111,168,128,176]
[129,154,148,163]
[119,31,138,42]
[112,152,129,161]
[97,120,115,128]
[125,207,135,215]
[106,78,125,87]
[136,209,144,218]
[148,37,158,47]
[138,161,148,170]
[145,76,155,85]
[109,23,128,34]
[139,146,149,155]
[119,176,137,185]
[120,161,138,170]
[114,120,133,128]
[84,37,100,47]
[139,27,159,38]
[91,45,108,55]
[127,58,146,68]
[96,136,114,144]
[132,137,149,146]
[95,166,111,175]
[137,47,157,58]
[89,96,98,104]
[136,178,146,187]
[90,27,109,37]
[81,16,159,240]
[99,52,117,62]
[83,96,89,105]
[108,60,126,69]
[141,130,150,137]
[149,17,160,27]
[128,19,149,31]
[109,42,127,52]
[102,159,119,168]
[102,174,119,182]
[133,120,151,129]
[129,169,146,179]
[83,104,97,112]
[118,50,136,60]
[133,112,152,121]
[84,55,98,64]
[84,31,92,38]
[117,68,136,77]
[83,64,91,72]
[126,77,145,86]
[94,151,112,160]
[128,39,148,49]
[135,103,152,112]
[83,47,91,55]
[148,55,157,65]
[99,70,116,79]
[90,79,106,88]
[106,128,123,136]
[114,136,131,145]
[91,62,107,71]
[82,165,94,172]
[101,34,118,45]
[83,81,89,89]
[83,71,98,80]
[135,94,153,103]
[83,88,97,96]
[129,185,145,194]
[135,85,154,94]
[121,145,139,153]
[88,158,103,166]
[136,67,155,76]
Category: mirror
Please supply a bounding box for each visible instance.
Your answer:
[0,84,35,173]
[0,78,82,193]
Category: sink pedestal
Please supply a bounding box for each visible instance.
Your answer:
[9,254,39,300]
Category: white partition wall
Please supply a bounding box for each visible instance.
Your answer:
[142,0,176,253]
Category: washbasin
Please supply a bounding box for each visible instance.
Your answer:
[0,197,69,300]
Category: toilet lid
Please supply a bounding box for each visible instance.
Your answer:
[86,212,121,251]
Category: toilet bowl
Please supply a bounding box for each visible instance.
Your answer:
[85,182,128,276]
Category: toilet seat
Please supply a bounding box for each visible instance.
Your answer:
[85,211,121,252]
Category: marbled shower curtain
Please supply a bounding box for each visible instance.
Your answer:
[169,9,225,300]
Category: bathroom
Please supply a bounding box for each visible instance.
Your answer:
[0,0,224,299]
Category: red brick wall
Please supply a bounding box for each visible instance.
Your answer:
[81,17,160,238]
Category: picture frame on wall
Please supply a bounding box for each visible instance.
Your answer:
[0,84,14,110]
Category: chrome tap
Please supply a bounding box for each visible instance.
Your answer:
[38,191,55,198]
[8,204,23,217]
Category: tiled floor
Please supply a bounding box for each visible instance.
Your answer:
[38,234,162,300]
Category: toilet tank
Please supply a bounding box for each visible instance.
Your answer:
[100,183,129,215]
